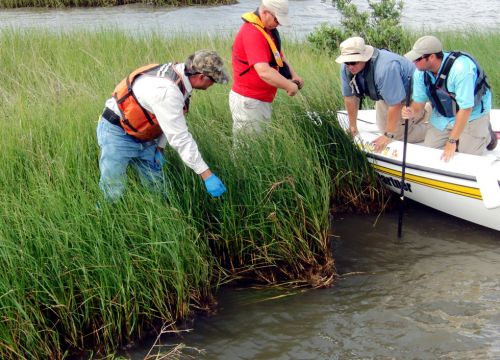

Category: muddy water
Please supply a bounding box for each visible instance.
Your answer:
[125,201,499,359]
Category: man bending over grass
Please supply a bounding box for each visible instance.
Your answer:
[97,50,229,201]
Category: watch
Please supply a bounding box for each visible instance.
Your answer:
[384,131,396,139]
[447,138,458,144]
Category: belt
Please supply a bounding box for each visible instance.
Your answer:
[102,107,122,127]
[101,107,157,146]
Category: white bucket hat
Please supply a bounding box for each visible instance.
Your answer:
[262,0,290,26]
[335,37,374,64]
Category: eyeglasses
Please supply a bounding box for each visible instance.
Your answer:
[204,74,216,83]
[414,54,431,63]
[345,61,359,66]
[269,11,279,25]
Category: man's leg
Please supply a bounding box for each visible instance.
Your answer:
[406,102,432,143]
[132,142,167,197]
[230,90,272,136]
[424,124,450,149]
[487,119,498,151]
[97,118,137,202]
[458,112,491,155]
[375,100,429,143]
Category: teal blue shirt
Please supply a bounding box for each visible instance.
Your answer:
[412,52,492,131]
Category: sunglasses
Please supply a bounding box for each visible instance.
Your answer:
[345,61,359,66]
[414,54,431,63]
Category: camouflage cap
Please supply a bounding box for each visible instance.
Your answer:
[185,49,229,84]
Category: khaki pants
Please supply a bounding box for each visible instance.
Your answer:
[424,112,491,155]
[375,100,431,142]
[229,90,272,136]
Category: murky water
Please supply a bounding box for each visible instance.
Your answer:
[124,201,500,359]
[0,0,498,38]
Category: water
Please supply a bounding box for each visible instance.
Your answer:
[0,0,499,38]
[124,201,500,359]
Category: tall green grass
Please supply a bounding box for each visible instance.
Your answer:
[0,0,235,9]
[0,28,496,358]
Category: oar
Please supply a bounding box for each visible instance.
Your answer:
[397,76,412,238]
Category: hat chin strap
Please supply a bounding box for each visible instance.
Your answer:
[349,74,360,94]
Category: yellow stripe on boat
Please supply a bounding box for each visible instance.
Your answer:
[373,164,482,200]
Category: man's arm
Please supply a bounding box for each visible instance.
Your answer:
[344,95,360,136]
[253,62,299,96]
[199,169,213,180]
[147,83,210,175]
[282,55,304,89]
[441,107,472,162]
[386,102,403,134]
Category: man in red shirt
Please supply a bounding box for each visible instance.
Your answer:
[229,0,304,137]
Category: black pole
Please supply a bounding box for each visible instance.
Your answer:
[397,76,412,238]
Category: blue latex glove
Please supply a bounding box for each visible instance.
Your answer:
[204,174,226,197]
[154,148,165,170]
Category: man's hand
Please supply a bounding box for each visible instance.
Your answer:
[401,106,415,120]
[286,81,299,96]
[292,77,304,90]
[204,174,226,197]
[349,126,359,137]
[373,135,392,153]
[441,142,457,162]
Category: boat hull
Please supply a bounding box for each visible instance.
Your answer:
[337,110,500,232]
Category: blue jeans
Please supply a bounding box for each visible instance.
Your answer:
[96,117,166,201]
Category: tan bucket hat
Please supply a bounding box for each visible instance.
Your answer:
[335,37,374,64]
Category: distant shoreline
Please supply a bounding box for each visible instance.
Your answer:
[0,0,236,10]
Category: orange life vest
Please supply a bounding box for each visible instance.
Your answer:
[112,63,189,141]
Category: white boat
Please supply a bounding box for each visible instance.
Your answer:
[336,109,500,232]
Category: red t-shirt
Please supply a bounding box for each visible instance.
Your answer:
[231,22,279,103]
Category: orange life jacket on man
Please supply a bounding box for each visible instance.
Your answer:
[112,63,189,141]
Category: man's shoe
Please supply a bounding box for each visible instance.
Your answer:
[486,122,497,151]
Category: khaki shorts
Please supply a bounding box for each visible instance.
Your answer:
[229,90,272,136]
[375,100,431,143]
[424,112,491,155]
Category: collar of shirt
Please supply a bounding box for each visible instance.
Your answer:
[174,63,193,100]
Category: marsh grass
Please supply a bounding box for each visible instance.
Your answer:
[0,28,496,358]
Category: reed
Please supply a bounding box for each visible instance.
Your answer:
[0,28,495,358]
[0,0,235,9]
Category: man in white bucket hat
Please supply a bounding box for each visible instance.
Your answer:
[229,0,304,137]
[402,35,495,161]
[336,36,430,152]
